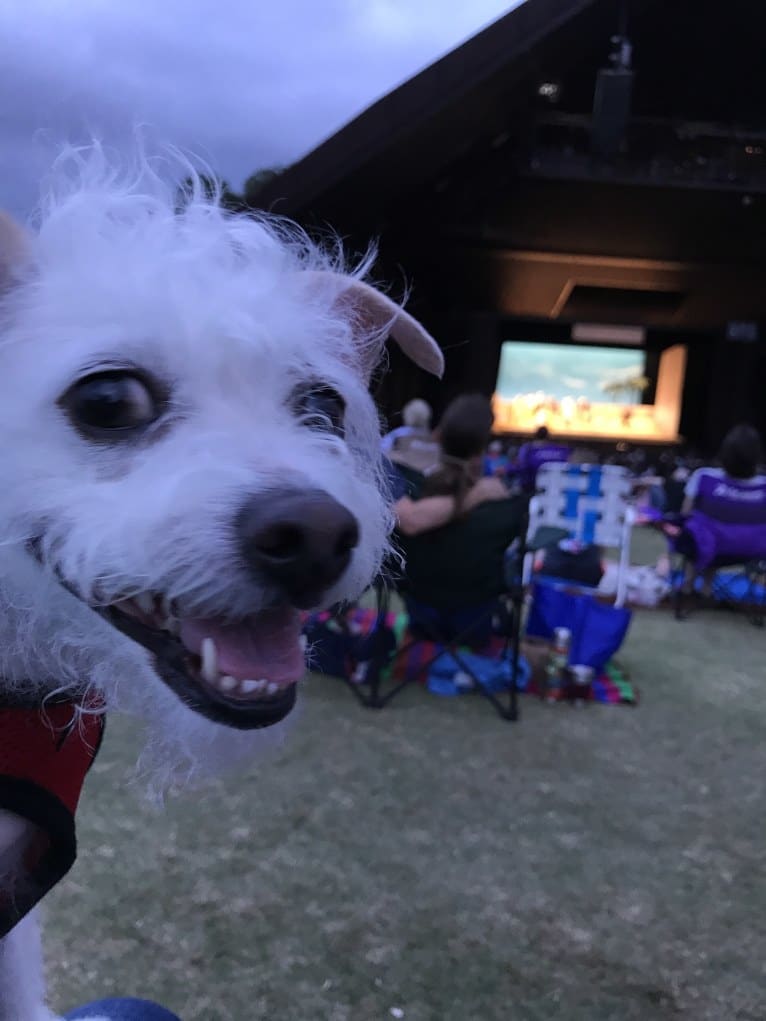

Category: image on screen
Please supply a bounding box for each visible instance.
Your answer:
[495,341,648,404]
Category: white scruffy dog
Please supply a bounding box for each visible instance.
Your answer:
[0,150,442,1020]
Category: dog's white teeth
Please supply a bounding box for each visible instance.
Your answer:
[298,634,308,653]
[200,637,218,684]
[160,595,174,619]
[134,593,154,616]
[206,672,279,699]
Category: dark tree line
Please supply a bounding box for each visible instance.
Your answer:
[176,167,284,215]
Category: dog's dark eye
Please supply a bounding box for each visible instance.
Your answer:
[60,370,163,440]
[292,384,346,438]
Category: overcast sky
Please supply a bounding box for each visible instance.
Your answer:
[0,0,521,218]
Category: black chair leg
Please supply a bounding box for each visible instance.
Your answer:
[333,579,394,709]
[507,595,522,722]
[674,585,686,620]
[745,560,766,628]
[673,555,692,620]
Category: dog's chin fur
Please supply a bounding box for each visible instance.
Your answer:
[0,145,404,795]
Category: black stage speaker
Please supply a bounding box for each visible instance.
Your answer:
[592,68,634,159]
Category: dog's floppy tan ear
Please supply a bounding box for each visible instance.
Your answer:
[305,272,444,379]
[0,212,29,291]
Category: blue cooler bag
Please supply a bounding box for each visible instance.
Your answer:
[427,650,531,697]
[526,581,632,672]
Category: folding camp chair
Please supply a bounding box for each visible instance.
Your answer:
[524,462,636,607]
[345,495,529,721]
[670,471,766,624]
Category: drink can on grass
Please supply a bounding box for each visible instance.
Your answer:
[544,628,571,703]
[545,661,564,703]
[553,627,571,655]
[569,664,594,706]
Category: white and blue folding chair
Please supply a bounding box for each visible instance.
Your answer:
[524,463,636,607]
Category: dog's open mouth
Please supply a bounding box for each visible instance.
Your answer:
[97,595,304,730]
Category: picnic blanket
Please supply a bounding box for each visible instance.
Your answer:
[306,607,638,705]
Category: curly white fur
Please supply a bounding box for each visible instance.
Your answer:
[0,146,441,1018]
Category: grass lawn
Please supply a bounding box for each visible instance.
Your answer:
[45,535,766,1021]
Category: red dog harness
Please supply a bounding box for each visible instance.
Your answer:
[0,697,104,937]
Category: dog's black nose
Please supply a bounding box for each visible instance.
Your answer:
[237,487,360,608]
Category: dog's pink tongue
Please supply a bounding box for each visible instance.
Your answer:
[180,607,305,686]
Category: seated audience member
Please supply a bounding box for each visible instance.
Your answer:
[682,424,766,514]
[517,426,570,492]
[394,394,510,537]
[484,439,509,478]
[393,394,526,645]
[675,424,766,592]
[380,398,432,453]
[384,398,441,476]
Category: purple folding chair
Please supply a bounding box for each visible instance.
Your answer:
[673,471,766,623]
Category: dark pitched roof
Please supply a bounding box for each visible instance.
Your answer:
[255,0,640,216]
